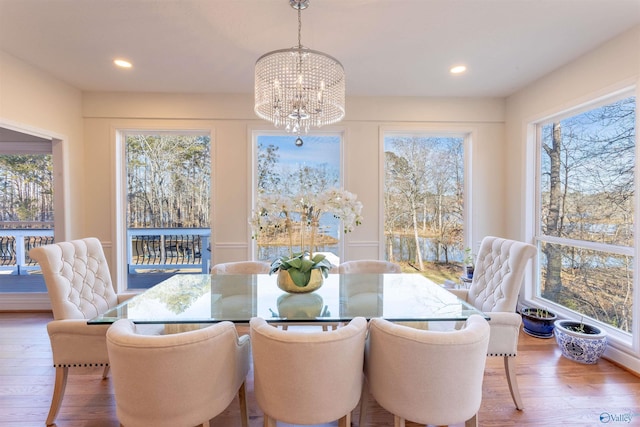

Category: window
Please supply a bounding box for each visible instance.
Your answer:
[383,133,466,280]
[0,134,54,288]
[253,133,342,263]
[534,93,636,336]
[122,131,211,287]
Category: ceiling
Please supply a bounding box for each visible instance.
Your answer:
[0,0,639,98]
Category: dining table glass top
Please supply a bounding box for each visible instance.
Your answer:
[88,273,487,325]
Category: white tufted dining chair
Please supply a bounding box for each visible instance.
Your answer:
[363,315,490,427]
[210,260,270,274]
[250,316,367,427]
[338,259,401,274]
[29,237,161,426]
[107,319,250,427]
[447,235,537,410]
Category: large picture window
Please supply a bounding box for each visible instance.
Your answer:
[535,93,636,336]
[383,133,466,281]
[122,131,211,287]
[253,133,342,263]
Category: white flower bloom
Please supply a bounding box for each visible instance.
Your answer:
[250,188,363,253]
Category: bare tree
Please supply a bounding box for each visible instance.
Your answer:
[126,134,210,228]
[257,143,281,192]
[0,154,53,225]
[385,139,429,270]
[541,122,563,300]
[539,96,635,331]
[384,136,464,270]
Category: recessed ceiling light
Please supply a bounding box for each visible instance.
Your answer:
[114,59,132,68]
[450,65,467,74]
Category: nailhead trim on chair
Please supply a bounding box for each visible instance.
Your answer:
[54,363,109,367]
[487,353,517,357]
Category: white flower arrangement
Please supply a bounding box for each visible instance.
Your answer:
[250,188,363,286]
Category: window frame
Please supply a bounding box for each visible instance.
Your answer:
[250,129,346,262]
[526,87,638,351]
[380,127,474,261]
[115,128,213,292]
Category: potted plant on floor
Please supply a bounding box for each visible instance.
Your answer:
[463,247,475,279]
[521,307,558,338]
[554,318,607,364]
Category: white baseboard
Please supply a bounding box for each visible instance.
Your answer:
[0,293,51,311]
[603,345,640,376]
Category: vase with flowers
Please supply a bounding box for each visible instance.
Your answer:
[251,188,363,293]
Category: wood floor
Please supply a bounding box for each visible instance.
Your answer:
[1,312,639,427]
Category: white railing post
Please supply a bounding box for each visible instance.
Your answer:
[127,229,136,274]
[14,235,25,275]
[201,235,210,273]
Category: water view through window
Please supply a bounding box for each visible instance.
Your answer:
[254,134,341,263]
[384,134,465,282]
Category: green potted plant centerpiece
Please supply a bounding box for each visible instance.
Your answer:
[269,251,333,293]
[521,307,558,338]
[251,188,363,293]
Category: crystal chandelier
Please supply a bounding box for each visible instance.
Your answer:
[254,0,345,137]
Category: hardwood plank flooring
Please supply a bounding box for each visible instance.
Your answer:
[1,312,639,427]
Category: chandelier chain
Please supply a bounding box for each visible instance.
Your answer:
[298,3,302,48]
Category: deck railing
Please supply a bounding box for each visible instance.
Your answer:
[0,229,54,274]
[127,228,210,274]
[0,227,211,275]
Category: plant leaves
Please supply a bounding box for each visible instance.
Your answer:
[311,253,326,263]
[288,268,312,287]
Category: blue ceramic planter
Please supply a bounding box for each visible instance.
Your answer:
[521,308,557,338]
[554,320,607,364]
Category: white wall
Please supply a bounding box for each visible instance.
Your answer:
[82,92,506,278]
[0,51,84,309]
[0,51,85,240]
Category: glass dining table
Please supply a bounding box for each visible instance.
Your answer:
[88,273,488,325]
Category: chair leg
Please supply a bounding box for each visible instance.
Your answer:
[393,415,405,427]
[263,414,276,427]
[465,413,479,427]
[338,413,351,427]
[46,366,68,426]
[504,355,524,410]
[102,365,110,379]
[238,381,249,427]
[358,379,368,427]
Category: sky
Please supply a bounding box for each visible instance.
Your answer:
[257,134,340,170]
